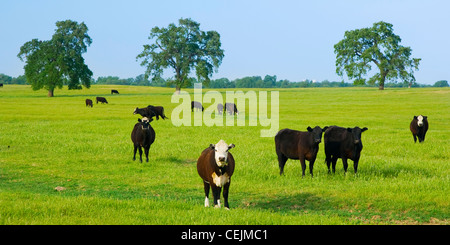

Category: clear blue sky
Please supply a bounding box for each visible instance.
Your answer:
[1,0,449,84]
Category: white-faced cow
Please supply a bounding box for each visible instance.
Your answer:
[131,117,156,163]
[191,101,204,112]
[324,126,368,174]
[410,115,428,143]
[197,140,235,209]
[275,126,327,178]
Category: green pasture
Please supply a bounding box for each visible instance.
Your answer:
[0,85,449,224]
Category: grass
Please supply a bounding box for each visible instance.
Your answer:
[0,85,449,225]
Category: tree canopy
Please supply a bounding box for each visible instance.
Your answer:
[334,21,421,90]
[17,20,93,96]
[136,18,224,93]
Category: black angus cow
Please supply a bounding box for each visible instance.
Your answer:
[85,99,93,107]
[197,140,235,209]
[217,103,223,114]
[275,126,327,177]
[324,126,368,174]
[111,89,119,94]
[131,117,156,163]
[191,101,204,112]
[410,115,428,143]
[133,105,168,120]
[224,103,239,115]
[0,83,3,87]
[96,96,108,104]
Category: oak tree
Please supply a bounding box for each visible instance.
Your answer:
[137,18,224,93]
[334,21,421,90]
[18,20,93,97]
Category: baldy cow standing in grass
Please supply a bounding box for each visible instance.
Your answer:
[197,140,235,209]
[410,115,428,143]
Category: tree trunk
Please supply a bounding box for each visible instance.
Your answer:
[379,75,386,90]
[48,89,54,97]
[175,85,181,94]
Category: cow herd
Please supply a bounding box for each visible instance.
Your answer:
[83,93,429,209]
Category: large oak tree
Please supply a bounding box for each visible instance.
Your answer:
[137,18,224,93]
[334,21,421,90]
[18,20,93,97]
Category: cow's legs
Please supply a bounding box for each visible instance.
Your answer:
[353,155,360,174]
[138,146,143,163]
[299,157,306,177]
[211,185,222,208]
[144,146,149,162]
[277,153,288,175]
[309,158,316,177]
[413,134,417,143]
[133,145,137,161]
[203,181,210,207]
[342,157,348,173]
[353,160,359,173]
[325,154,332,173]
[331,156,338,173]
[223,181,231,209]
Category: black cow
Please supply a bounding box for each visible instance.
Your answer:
[85,99,93,107]
[197,140,235,209]
[96,97,108,104]
[133,105,168,120]
[111,89,119,94]
[191,101,204,112]
[324,126,368,174]
[410,115,428,143]
[131,117,156,163]
[275,126,327,177]
[224,103,239,115]
[0,83,3,87]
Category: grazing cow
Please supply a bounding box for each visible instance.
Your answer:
[191,101,204,112]
[133,105,168,120]
[410,115,428,143]
[85,99,93,107]
[217,103,223,114]
[96,97,108,104]
[275,126,327,177]
[324,126,368,174]
[131,117,156,163]
[224,103,239,115]
[197,140,235,209]
[111,89,119,94]
[0,83,3,87]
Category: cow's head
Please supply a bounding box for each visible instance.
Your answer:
[415,115,427,127]
[133,107,139,115]
[347,127,368,144]
[138,117,152,131]
[307,126,328,144]
[209,140,235,167]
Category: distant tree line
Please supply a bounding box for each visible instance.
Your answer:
[2,72,447,88]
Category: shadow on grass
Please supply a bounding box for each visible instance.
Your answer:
[247,192,333,213]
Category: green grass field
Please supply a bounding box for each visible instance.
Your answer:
[0,85,449,225]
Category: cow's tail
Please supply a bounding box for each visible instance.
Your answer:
[162,108,169,119]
